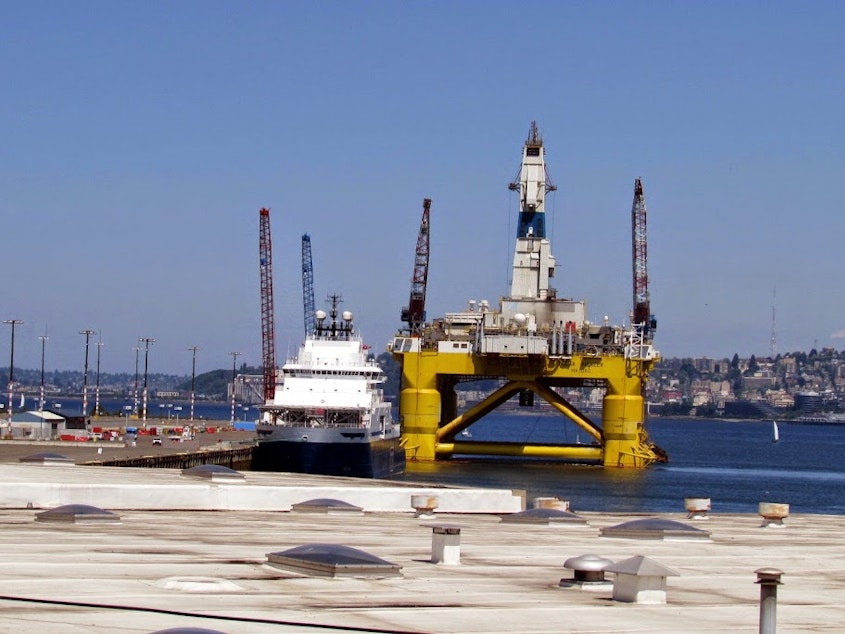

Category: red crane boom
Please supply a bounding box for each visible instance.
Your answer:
[631,178,655,340]
[401,198,431,334]
[258,208,277,401]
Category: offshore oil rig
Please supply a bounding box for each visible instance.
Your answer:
[390,122,666,468]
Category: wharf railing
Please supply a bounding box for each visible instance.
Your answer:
[82,446,255,470]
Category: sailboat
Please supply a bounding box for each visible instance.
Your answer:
[772,420,780,443]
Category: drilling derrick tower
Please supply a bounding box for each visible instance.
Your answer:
[401,198,431,335]
[258,208,277,403]
[302,234,316,337]
[631,178,655,341]
[391,123,666,468]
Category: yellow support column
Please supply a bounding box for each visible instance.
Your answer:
[602,366,654,468]
[398,351,441,461]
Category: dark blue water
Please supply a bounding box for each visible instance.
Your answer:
[389,416,845,516]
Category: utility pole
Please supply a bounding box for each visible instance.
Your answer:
[38,333,48,412]
[139,338,155,423]
[229,351,242,426]
[4,319,23,430]
[132,345,141,418]
[95,337,104,418]
[79,329,96,428]
[187,346,200,421]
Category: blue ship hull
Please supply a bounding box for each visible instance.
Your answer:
[252,436,406,478]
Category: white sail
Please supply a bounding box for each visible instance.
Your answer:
[19,394,24,408]
[772,421,780,443]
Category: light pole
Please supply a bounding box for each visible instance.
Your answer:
[229,351,241,426]
[4,319,23,430]
[79,329,96,427]
[132,345,141,418]
[187,346,200,422]
[95,337,103,418]
[139,337,155,423]
[38,333,48,412]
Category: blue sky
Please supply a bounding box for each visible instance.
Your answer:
[2,1,844,374]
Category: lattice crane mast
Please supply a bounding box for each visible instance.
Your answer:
[301,234,316,337]
[631,178,655,341]
[258,208,277,402]
[401,198,431,334]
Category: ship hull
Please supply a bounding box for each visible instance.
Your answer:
[252,434,405,478]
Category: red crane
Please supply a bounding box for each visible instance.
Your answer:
[631,178,655,340]
[258,208,277,401]
[401,198,431,334]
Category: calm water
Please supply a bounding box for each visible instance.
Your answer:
[389,415,845,516]
[36,399,845,515]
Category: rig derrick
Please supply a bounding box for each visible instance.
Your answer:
[391,123,666,468]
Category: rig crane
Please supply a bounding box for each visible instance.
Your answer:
[400,198,431,335]
[631,178,655,341]
[258,208,277,402]
[302,234,316,337]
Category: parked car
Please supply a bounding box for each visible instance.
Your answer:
[152,436,162,446]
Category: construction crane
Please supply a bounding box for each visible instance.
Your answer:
[258,208,277,402]
[631,178,655,341]
[301,234,316,337]
[400,198,431,334]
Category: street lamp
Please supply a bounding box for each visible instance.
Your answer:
[229,351,242,426]
[132,345,141,418]
[38,333,48,412]
[4,319,23,430]
[139,337,155,422]
[79,329,96,426]
[95,337,104,418]
[187,346,200,422]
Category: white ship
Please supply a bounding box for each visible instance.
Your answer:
[253,296,404,478]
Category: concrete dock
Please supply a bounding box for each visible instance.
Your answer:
[0,446,843,632]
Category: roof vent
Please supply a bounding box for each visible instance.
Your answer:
[35,504,121,524]
[759,502,789,527]
[600,517,710,540]
[181,464,245,483]
[19,452,74,466]
[533,497,570,511]
[500,507,587,525]
[605,555,679,604]
[559,554,614,589]
[266,543,402,578]
[153,576,244,593]
[291,498,363,514]
[684,497,711,519]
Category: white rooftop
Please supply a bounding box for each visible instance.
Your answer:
[0,463,842,632]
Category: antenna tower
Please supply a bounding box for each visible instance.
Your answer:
[302,234,316,337]
[258,208,277,402]
[770,287,777,358]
